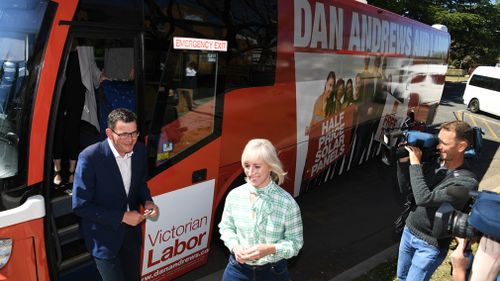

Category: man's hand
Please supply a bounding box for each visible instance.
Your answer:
[122,210,145,226]
[405,145,422,165]
[144,201,159,219]
[450,238,470,281]
[99,73,110,84]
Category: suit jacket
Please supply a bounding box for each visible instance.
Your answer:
[72,139,152,259]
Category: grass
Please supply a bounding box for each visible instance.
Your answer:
[353,241,478,281]
[445,75,469,83]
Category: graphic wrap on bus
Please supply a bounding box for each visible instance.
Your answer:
[292,0,449,194]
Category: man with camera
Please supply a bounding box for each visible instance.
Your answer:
[396,121,479,281]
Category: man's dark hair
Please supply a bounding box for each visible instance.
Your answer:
[440,120,473,146]
[107,108,137,130]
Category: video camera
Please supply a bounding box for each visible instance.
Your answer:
[433,188,500,241]
[383,129,439,163]
[382,119,484,165]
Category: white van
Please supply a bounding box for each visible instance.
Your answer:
[463,66,500,116]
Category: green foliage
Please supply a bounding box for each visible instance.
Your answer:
[368,0,500,68]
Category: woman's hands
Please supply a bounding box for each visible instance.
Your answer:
[232,244,276,263]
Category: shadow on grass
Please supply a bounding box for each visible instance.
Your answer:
[353,258,397,281]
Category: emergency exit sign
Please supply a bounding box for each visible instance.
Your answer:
[174,37,227,52]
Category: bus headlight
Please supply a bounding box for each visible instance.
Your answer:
[0,239,13,269]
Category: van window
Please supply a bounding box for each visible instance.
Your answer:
[469,74,500,92]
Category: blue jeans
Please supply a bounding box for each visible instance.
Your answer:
[397,226,447,281]
[222,255,290,281]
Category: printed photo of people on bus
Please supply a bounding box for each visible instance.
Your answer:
[294,54,439,193]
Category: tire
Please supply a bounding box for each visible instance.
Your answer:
[468,98,480,113]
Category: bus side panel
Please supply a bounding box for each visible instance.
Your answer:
[219,83,298,195]
[141,139,221,280]
[0,218,49,281]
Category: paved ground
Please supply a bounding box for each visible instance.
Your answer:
[437,82,500,193]
[178,160,402,281]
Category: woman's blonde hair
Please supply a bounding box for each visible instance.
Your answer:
[241,139,287,185]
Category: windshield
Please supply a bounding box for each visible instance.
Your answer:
[0,0,48,179]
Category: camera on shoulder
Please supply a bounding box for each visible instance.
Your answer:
[433,187,500,241]
[382,126,440,165]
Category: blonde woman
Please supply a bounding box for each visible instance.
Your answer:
[219,139,304,281]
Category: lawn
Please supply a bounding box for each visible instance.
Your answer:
[445,75,469,83]
[353,240,478,281]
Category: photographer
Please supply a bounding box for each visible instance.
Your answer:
[451,236,500,281]
[396,121,479,281]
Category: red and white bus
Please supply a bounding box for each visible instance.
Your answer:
[0,0,449,280]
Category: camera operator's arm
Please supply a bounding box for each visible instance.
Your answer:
[405,145,422,165]
[450,237,470,281]
[405,146,453,206]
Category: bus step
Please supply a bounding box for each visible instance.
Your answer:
[58,223,81,246]
[51,191,72,218]
[59,252,92,273]
[60,240,90,272]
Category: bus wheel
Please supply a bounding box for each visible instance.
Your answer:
[468,98,479,113]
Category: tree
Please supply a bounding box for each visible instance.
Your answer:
[368,0,500,67]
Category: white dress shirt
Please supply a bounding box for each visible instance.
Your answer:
[107,138,133,209]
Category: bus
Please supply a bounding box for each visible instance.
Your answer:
[0,0,450,280]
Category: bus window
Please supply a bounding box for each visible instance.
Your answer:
[144,0,277,91]
[144,45,218,169]
[0,0,51,209]
[223,0,278,89]
[75,0,143,27]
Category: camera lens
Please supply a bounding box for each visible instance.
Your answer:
[451,211,475,239]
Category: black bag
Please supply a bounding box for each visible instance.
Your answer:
[393,193,414,240]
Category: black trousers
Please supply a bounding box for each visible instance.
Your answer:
[53,85,85,160]
[94,226,141,281]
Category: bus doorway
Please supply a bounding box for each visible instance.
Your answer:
[46,31,140,279]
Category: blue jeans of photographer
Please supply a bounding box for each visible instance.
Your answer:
[222,255,289,281]
[397,226,447,281]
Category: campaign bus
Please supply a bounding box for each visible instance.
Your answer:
[0,0,450,280]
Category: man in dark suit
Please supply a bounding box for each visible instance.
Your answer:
[73,108,159,281]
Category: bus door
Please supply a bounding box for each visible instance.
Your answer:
[139,37,224,279]
[47,31,141,279]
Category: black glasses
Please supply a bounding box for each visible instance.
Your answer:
[111,129,140,139]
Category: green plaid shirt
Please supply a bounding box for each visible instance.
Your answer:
[218,181,303,265]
